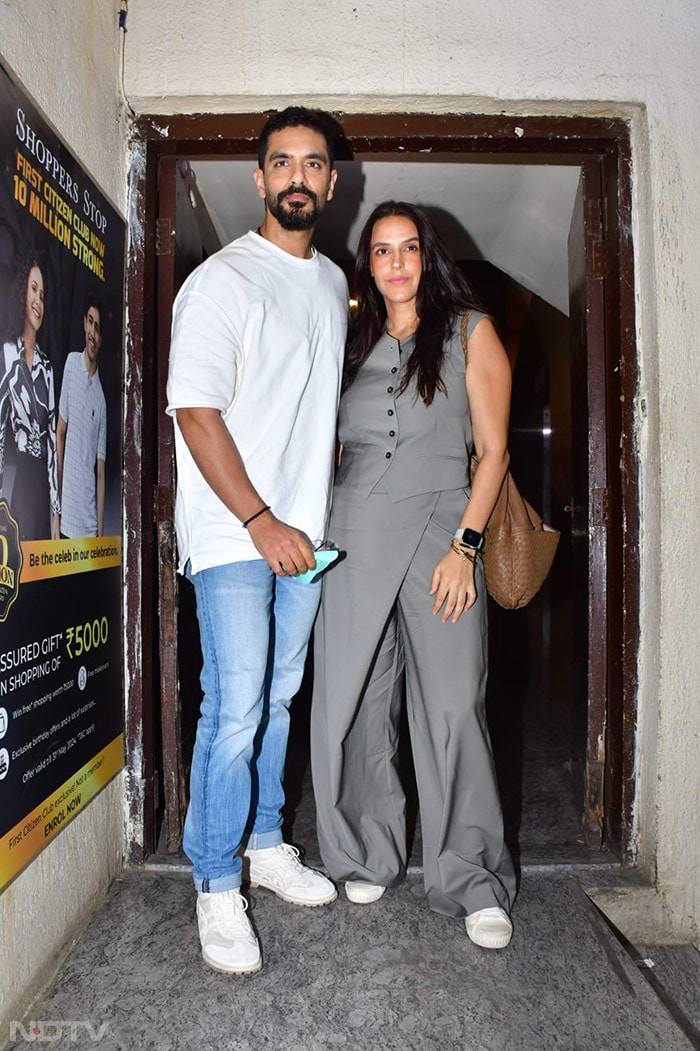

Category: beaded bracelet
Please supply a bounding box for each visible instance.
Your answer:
[450,538,477,563]
[242,505,271,529]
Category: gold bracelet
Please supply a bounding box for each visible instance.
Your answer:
[450,539,476,563]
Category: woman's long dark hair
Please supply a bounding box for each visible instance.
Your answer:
[11,249,46,343]
[344,201,486,404]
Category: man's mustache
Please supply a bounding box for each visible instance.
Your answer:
[277,185,318,206]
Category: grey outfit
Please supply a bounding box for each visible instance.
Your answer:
[311,311,516,919]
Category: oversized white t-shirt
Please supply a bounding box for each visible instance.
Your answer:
[166,230,348,574]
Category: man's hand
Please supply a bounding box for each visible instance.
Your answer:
[175,408,319,576]
[247,511,316,576]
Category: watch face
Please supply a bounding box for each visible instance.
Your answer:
[458,528,484,550]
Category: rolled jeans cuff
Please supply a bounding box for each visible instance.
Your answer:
[246,829,284,851]
[195,872,243,894]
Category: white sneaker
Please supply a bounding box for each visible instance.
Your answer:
[465,906,513,949]
[345,881,386,904]
[244,844,337,907]
[196,888,262,974]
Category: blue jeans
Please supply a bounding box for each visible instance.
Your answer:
[183,559,321,892]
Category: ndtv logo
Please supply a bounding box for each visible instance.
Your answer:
[9,1020,109,1042]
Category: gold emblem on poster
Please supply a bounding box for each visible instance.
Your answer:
[0,500,22,622]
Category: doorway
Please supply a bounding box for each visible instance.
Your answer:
[124,113,638,867]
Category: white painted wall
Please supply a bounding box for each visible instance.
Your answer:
[0,0,129,1034]
[124,0,700,940]
[2,4,694,1026]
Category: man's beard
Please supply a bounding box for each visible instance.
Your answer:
[267,185,323,231]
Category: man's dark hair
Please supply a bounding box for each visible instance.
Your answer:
[83,291,104,322]
[257,107,336,169]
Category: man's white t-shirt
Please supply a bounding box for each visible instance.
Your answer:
[166,230,348,574]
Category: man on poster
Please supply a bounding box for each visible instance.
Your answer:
[56,293,107,537]
[166,107,348,975]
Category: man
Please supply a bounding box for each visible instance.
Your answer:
[56,294,107,537]
[166,107,348,975]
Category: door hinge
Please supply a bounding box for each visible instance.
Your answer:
[591,487,610,527]
[155,217,173,256]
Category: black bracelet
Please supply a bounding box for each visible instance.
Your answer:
[242,505,271,529]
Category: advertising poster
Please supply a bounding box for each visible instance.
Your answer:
[0,63,124,892]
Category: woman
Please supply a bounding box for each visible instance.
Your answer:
[0,255,59,540]
[311,202,517,949]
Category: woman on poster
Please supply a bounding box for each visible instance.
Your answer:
[0,253,59,540]
[311,201,517,949]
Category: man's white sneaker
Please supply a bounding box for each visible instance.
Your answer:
[244,844,338,906]
[345,881,386,904]
[465,906,513,949]
[196,888,262,974]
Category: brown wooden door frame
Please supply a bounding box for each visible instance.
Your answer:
[568,160,609,847]
[124,112,639,864]
[153,156,186,851]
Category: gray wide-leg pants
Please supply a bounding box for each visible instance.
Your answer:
[311,485,516,918]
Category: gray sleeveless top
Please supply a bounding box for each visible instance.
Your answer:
[335,311,485,502]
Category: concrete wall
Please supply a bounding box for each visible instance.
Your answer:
[124,0,699,940]
[0,0,128,1034]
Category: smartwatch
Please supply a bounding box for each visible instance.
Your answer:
[454,527,485,551]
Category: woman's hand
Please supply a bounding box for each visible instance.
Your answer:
[429,547,477,623]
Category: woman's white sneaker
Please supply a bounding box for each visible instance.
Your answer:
[197,888,262,974]
[464,906,513,949]
[345,881,386,904]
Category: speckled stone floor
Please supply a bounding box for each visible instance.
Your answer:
[7,866,698,1051]
[8,643,699,1050]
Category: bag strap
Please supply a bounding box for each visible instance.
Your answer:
[472,458,544,532]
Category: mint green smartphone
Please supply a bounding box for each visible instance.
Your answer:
[297,548,340,584]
